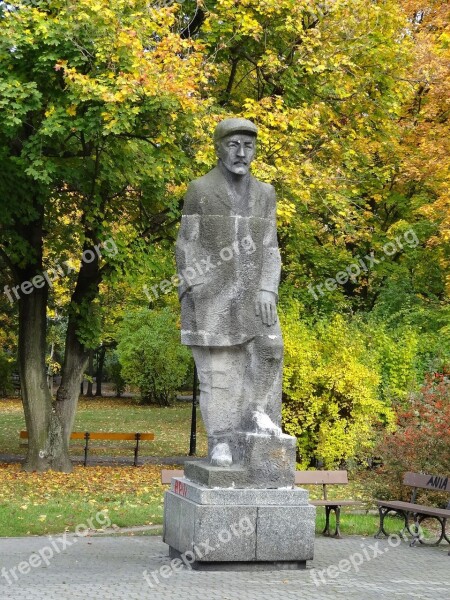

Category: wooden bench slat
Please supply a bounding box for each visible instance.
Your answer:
[376,500,450,519]
[87,433,137,441]
[20,431,154,441]
[138,433,155,441]
[312,500,360,507]
[161,469,185,484]
[19,431,155,467]
[21,433,85,442]
[295,470,349,485]
[404,471,450,493]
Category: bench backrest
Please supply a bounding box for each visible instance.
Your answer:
[20,431,154,441]
[294,470,348,485]
[294,470,348,500]
[161,469,185,484]
[404,472,450,493]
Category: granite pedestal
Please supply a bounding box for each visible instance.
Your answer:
[163,477,316,570]
[185,431,296,489]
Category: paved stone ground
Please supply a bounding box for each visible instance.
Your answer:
[0,533,449,599]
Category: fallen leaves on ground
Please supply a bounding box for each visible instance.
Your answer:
[0,462,180,506]
[0,398,23,414]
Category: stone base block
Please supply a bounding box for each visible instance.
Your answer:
[183,461,249,488]
[170,477,308,505]
[163,481,315,567]
[240,432,296,487]
[185,432,296,489]
[168,547,306,571]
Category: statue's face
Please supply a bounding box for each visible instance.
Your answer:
[216,133,256,175]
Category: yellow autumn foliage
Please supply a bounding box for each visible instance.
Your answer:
[280,304,395,468]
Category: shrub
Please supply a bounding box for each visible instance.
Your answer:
[117,307,191,405]
[376,369,450,495]
[281,304,395,468]
[365,323,420,403]
[105,351,126,397]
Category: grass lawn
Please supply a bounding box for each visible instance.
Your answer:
[314,510,407,538]
[0,396,389,539]
[0,461,173,537]
[0,396,208,458]
[0,396,208,536]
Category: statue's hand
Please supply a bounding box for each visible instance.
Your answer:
[255,290,277,326]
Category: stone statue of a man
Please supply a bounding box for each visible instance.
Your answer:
[176,118,283,468]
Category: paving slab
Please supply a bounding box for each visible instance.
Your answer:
[0,533,449,599]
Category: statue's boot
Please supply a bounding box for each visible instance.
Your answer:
[210,440,233,467]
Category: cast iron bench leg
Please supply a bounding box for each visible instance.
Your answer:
[134,433,140,467]
[374,506,389,539]
[84,432,90,467]
[334,506,342,538]
[375,507,410,540]
[322,506,332,536]
[321,506,342,537]
[412,514,446,547]
[443,518,450,545]
[410,514,422,546]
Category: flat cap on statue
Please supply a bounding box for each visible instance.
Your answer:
[213,118,258,142]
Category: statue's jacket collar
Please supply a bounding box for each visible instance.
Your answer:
[195,167,266,217]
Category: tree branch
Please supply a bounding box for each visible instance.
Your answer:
[0,246,19,281]
[180,6,206,39]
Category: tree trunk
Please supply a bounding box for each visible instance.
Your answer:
[55,317,89,443]
[95,345,106,396]
[54,243,100,445]
[12,188,102,470]
[19,286,72,473]
[15,199,72,473]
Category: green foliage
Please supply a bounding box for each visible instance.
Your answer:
[0,0,208,352]
[369,302,450,384]
[279,291,450,470]
[104,350,126,397]
[358,318,420,404]
[117,307,190,406]
[0,350,13,395]
[280,303,395,468]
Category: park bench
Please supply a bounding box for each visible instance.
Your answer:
[20,430,155,467]
[161,468,360,538]
[294,470,362,538]
[375,471,450,550]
